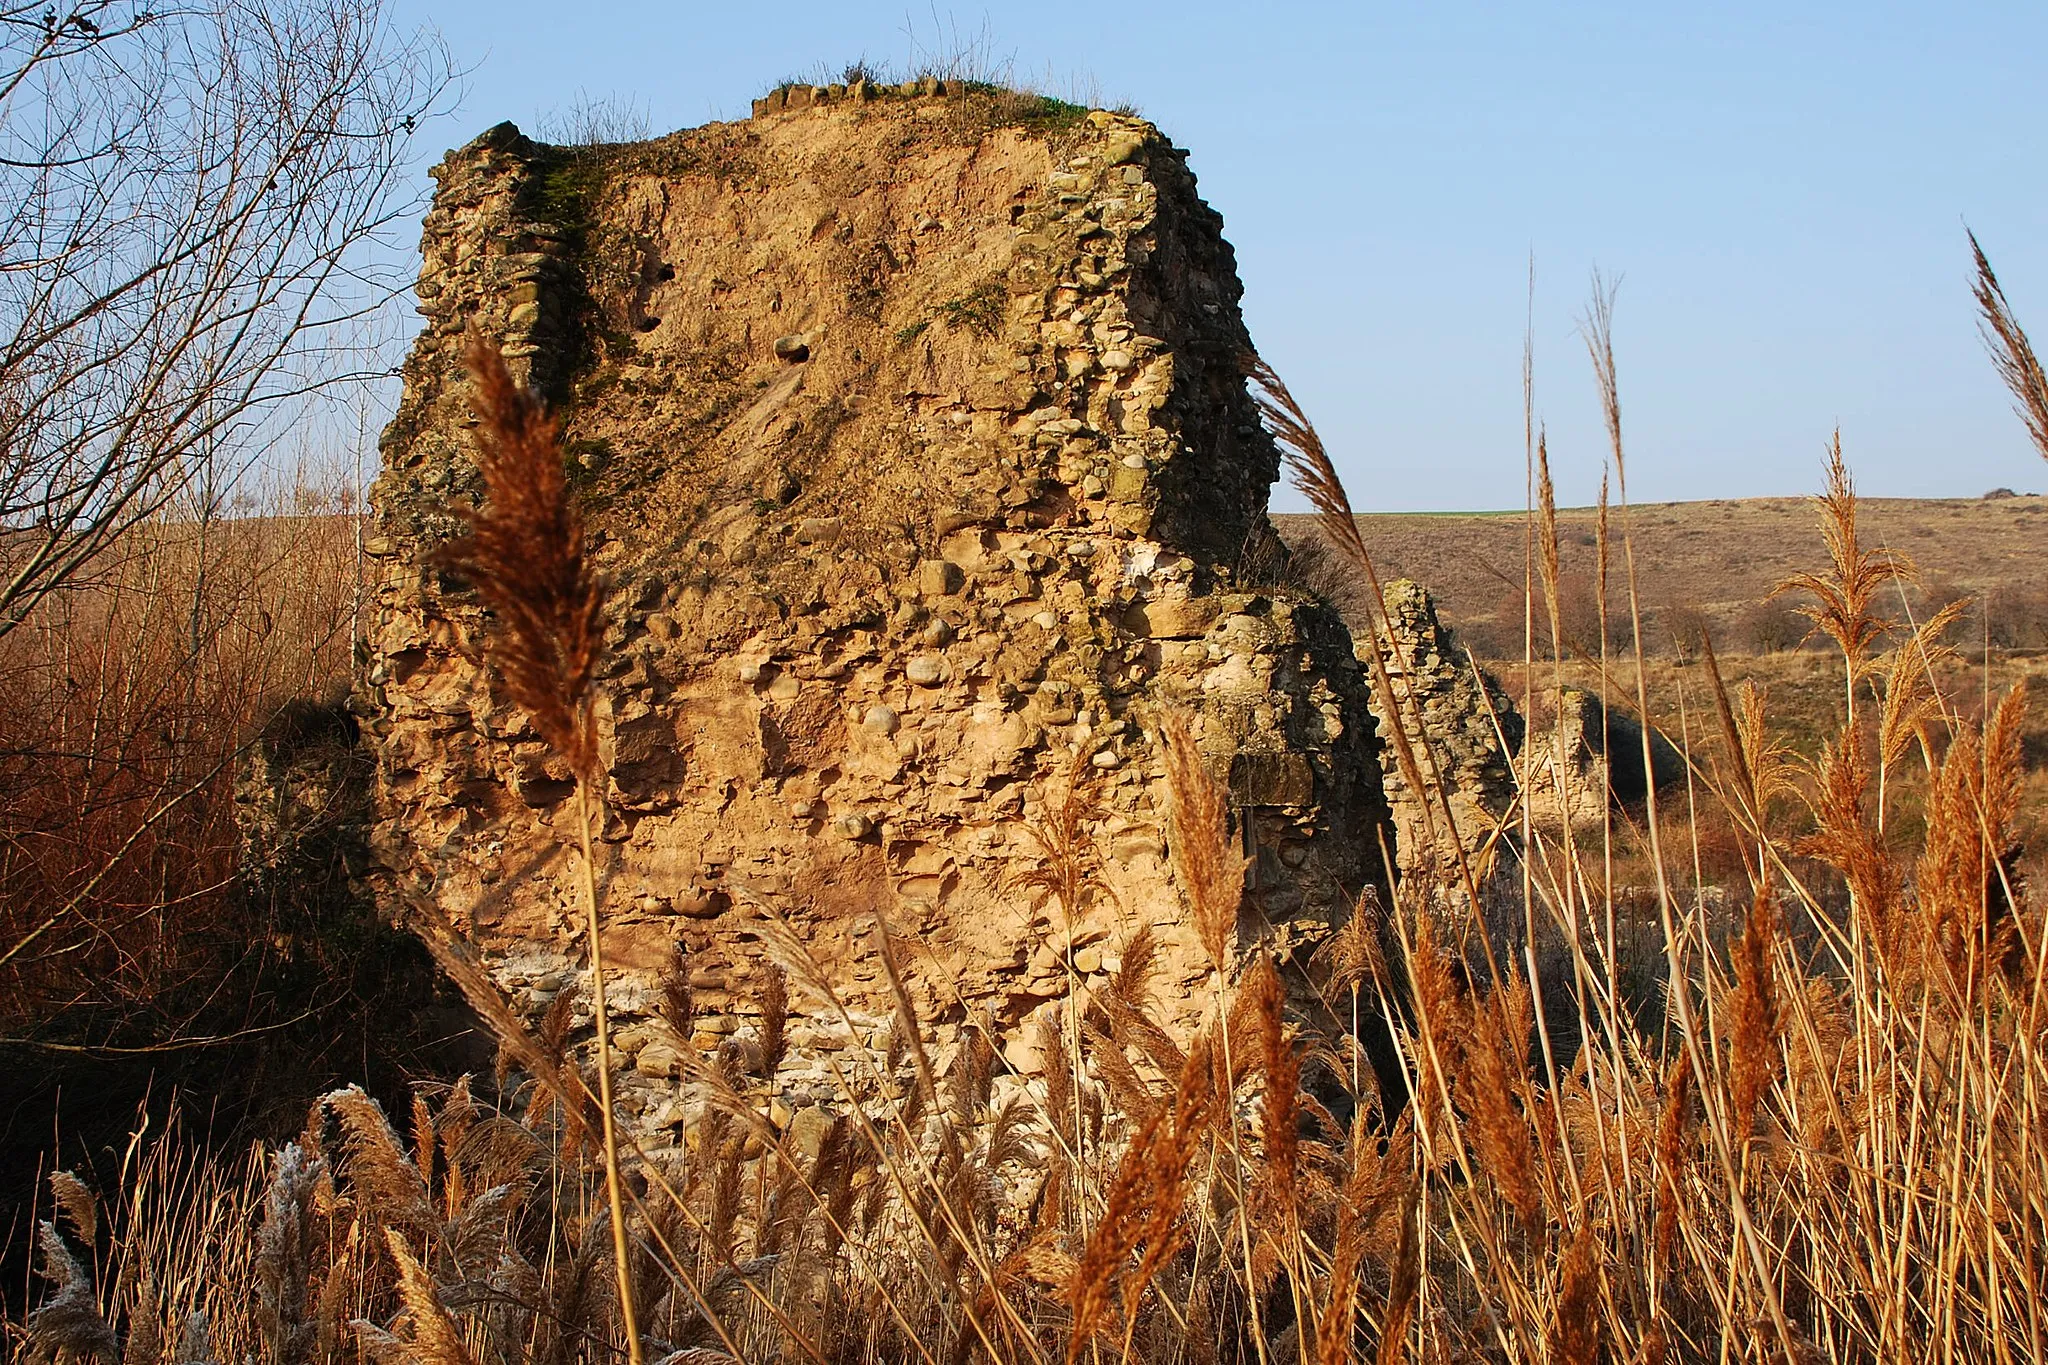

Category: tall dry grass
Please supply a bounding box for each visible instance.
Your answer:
[0,454,464,1304]
[0,471,368,1036]
[10,286,2048,1365]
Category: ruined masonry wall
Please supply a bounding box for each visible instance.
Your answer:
[361,88,1392,1144]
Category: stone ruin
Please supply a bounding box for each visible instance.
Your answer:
[352,84,1395,1131]
[1369,579,1522,878]
[1518,687,1687,831]
[1362,577,1688,874]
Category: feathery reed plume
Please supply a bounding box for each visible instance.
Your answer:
[539,977,579,1064]
[1028,1018,1072,1147]
[435,1077,477,1218]
[1404,904,1471,1081]
[1584,277,1627,487]
[1014,749,1110,920]
[1547,1224,1603,1365]
[1457,976,1540,1232]
[1970,230,2048,462]
[1248,957,1303,1213]
[411,1092,437,1196]
[1774,436,1912,721]
[948,1025,996,1125]
[1316,887,1391,1005]
[1876,598,1969,817]
[1245,352,1368,569]
[124,1283,161,1365]
[356,1229,479,1365]
[26,1221,118,1362]
[325,1086,437,1235]
[1733,681,1795,824]
[813,1117,860,1256]
[409,908,593,1148]
[1535,430,1563,658]
[1315,1113,1393,1365]
[434,333,636,1364]
[1799,728,1906,971]
[49,1170,95,1247]
[1653,1056,1691,1273]
[708,1137,745,1266]
[1067,1033,1219,1360]
[1091,924,1188,1076]
[1917,687,2030,988]
[435,333,605,783]
[1376,1182,1421,1365]
[660,942,696,1039]
[255,1143,325,1365]
[176,1311,213,1365]
[1156,713,1247,976]
[1726,884,1780,1142]
[1703,641,1797,857]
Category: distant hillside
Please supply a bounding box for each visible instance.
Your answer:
[1274,494,2048,659]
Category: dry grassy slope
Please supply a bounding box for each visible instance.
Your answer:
[1277,494,2048,655]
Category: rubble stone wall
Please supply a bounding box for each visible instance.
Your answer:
[358,88,1393,1137]
[1370,579,1522,878]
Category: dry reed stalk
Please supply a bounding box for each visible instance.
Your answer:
[355,1228,479,1365]
[432,333,638,1365]
[1375,1182,1421,1365]
[1155,713,1247,976]
[1652,1057,1691,1275]
[1245,351,1470,889]
[1970,231,2048,463]
[1726,884,1781,1143]
[1546,1223,1603,1365]
[1066,1033,1218,1361]
[1583,283,1802,1358]
[1916,687,2030,992]
[410,904,594,1148]
[1773,434,1912,724]
[1455,979,1541,1233]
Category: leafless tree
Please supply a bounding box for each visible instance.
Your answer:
[0,0,452,637]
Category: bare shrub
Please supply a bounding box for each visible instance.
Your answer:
[0,0,451,635]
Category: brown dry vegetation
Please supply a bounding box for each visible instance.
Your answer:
[0,476,457,1263]
[1278,493,2048,659]
[12,324,2048,1365]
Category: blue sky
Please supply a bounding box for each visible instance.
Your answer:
[387,1,2048,511]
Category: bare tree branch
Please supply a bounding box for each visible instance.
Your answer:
[0,0,453,635]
